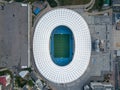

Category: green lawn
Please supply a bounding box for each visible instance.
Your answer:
[54,34,70,58]
[58,0,91,6]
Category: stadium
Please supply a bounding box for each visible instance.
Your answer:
[33,8,91,84]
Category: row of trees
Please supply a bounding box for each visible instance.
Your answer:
[5,0,45,3]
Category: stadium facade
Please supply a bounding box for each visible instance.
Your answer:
[33,8,91,84]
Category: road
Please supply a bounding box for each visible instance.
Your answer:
[86,9,112,15]
[57,0,94,9]
[114,60,119,90]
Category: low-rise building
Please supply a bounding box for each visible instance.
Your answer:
[30,71,44,90]
[84,82,114,90]
[0,74,11,87]
[19,71,29,78]
[90,82,114,90]
[116,50,120,57]
[114,13,120,30]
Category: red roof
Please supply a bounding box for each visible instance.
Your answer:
[0,77,7,86]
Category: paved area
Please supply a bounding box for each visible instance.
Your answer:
[112,11,120,50]
[113,27,120,50]
[0,3,28,68]
[80,7,113,76]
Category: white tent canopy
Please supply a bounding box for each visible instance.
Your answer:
[33,8,91,83]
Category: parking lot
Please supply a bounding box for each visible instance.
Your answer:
[0,3,29,68]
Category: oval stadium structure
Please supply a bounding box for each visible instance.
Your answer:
[33,8,91,84]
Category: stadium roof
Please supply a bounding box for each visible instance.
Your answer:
[33,8,91,83]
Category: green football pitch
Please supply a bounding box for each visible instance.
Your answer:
[54,34,70,58]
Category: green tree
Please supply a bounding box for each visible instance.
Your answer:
[14,0,24,2]
[47,0,57,7]
[27,80,34,87]
[15,76,27,88]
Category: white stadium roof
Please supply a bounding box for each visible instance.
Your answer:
[33,8,91,83]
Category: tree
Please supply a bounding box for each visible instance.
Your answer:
[14,0,24,2]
